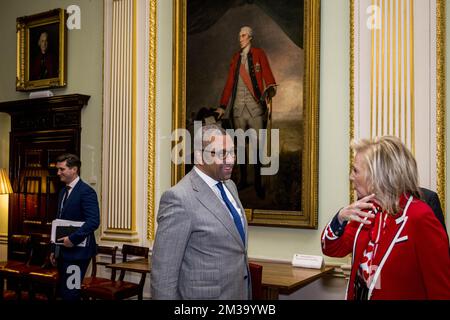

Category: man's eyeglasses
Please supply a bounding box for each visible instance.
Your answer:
[202,149,236,160]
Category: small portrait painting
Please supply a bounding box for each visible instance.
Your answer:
[29,23,60,81]
[16,8,67,91]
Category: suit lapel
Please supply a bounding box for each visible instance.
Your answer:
[371,217,404,267]
[57,188,64,218]
[371,196,412,269]
[190,170,245,249]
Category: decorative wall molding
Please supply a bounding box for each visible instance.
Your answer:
[147,0,157,240]
[350,0,446,212]
[101,0,152,243]
[101,0,138,242]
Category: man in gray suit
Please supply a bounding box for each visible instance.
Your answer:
[151,124,250,299]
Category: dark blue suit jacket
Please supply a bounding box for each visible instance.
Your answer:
[56,179,100,261]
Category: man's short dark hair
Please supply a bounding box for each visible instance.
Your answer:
[194,124,228,152]
[56,153,81,171]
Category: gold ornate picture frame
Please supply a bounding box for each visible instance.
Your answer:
[172,0,320,228]
[16,8,67,91]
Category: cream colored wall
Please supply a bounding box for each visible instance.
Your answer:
[155,0,351,265]
[0,0,104,198]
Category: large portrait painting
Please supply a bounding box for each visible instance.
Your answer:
[16,8,67,91]
[173,0,320,228]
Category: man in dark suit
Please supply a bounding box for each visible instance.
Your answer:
[50,153,100,300]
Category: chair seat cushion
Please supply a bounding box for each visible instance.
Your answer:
[0,264,43,276]
[0,260,26,269]
[29,268,59,284]
[82,276,112,289]
[3,290,48,301]
[83,280,139,300]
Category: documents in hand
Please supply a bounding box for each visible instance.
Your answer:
[291,254,324,269]
[51,219,86,247]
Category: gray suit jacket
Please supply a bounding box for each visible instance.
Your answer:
[151,169,250,300]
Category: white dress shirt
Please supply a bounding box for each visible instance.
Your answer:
[61,176,80,210]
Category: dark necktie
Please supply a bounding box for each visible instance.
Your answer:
[61,185,71,214]
[216,182,245,244]
[56,185,71,257]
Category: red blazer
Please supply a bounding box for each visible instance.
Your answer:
[220,47,276,108]
[322,195,450,300]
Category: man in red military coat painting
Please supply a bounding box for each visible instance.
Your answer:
[215,26,277,198]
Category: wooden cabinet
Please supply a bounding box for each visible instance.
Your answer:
[0,94,89,238]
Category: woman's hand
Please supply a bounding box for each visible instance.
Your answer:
[338,194,376,225]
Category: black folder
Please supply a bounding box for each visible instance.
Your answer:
[55,225,79,243]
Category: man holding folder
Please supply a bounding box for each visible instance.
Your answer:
[50,153,100,300]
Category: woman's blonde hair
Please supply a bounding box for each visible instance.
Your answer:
[351,136,420,214]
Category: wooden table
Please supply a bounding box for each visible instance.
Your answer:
[105,258,332,300]
[250,260,334,299]
[106,258,151,274]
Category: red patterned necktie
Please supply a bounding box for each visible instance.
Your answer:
[359,208,385,285]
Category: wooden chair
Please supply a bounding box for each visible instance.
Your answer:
[249,262,263,300]
[81,245,118,295]
[82,244,149,300]
[1,233,53,300]
[0,235,31,300]
[27,233,59,300]
[5,235,31,262]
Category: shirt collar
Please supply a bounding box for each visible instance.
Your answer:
[194,166,221,188]
[241,45,251,56]
[67,176,80,189]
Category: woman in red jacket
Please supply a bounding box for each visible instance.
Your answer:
[322,136,450,300]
